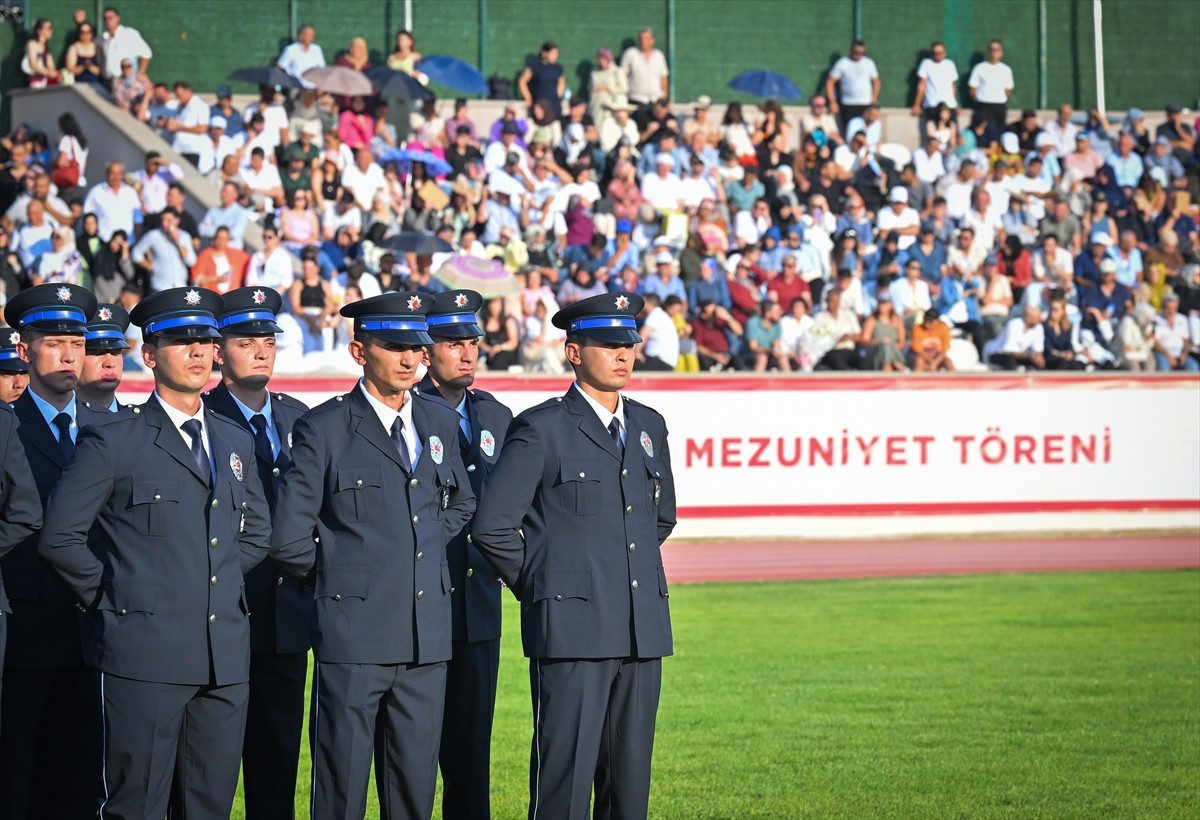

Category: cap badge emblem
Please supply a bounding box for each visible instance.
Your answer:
[8,331,19,345]
[251,289,266,305]
[454,293,468,308]
[615,295,630,310]
[407,295,422,310]
[98,307,113,322]
[56,286,72,302]
[184,289,201,306]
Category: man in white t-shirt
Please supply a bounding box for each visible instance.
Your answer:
[876,187,921,251]
[83,161,141,240]
[912,42,959,127]
[620,28,669,107]
[968,40,1014,135]
[277,24,326,88]
[639,154,684,212]
[825,40,881,135]
[339,148,387,211]
[166,82,210,167]
[100,7,152,81]
[242,147,285,215]
[638,293,679,370]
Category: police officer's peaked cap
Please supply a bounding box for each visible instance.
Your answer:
[4,283,97,335]
[552,291,644,344]
[0,325,27,373]
[340,291,434,346]
[85,304,132,351]
[425,289,484,339]
[217,286,284,335]
[130,287,224,340]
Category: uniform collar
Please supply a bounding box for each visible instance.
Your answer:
[227,388,274,427]
[27,386,77,427]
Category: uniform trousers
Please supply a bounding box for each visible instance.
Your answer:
[440,638,501,820]
[0,665,101,820]
[529,657,662,820]
[242,651,309,820]
[310,660,448,820]
[103,673,249,820]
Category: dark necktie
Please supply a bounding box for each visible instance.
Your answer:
[52,412,75,462]
[182,419,212,485]
[608,417,623,452]
[391,417,412,473]
[250,413,274,467]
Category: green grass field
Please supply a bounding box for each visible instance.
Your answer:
[250,569,1200,819]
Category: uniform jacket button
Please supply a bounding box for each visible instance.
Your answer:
[631,580,639,590]
[466,464,476,472]
[416,590,424,600]
[333,594,342,601]
[628,543,636,552]
[621,469,628,478]
[554,594,563,601]
[416,551,424,561]
[272,467,281,477]
[355,478,363,487]
[276,576,284,586]
[409,478,419,488]
[210,499,219,509]
[412,515,419,524]
[208,614,217,624]
[210,576,218,586]
[466,568,474,577]
[625,505,634,515]
[241,501,249,510]
[466,534,472,544]
[153,493,161,502]
[209,537,219,548]
[119,608,127,615]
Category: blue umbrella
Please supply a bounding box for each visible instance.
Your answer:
[416,55,489,96]
[727,69,804,102]
[378,147,453,178]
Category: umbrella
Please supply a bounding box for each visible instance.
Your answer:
[378,148,453,177]
[228,65,302,89]
[384,233,455,255]
[727,69,804,101]
[415,55,489,96]
[433,255,520,298]
[303,66,373,97]
[365,66,432,102]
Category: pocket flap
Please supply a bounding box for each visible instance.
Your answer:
[99,579,159,614]
[435,465,457,488]
[131,479,178,505]
[644,457,665,479]
[336,466,383,492]
[315,567,371,600]
[530,569,592,602]
[559,460,600,484]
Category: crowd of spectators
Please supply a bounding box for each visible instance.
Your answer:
[3,16,1199,374]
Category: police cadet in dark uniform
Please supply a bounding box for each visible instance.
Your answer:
[0,283,107,820]
[270,291,475,820]
[37,286,314,820]
[415,289,513,820]
[77,303,131,412]
[472,291,677,820]
[0,401,42,733]
[203,286,311,820]
[0,326,29,406]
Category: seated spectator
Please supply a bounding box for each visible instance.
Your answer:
[1154,293,1198,371]
[1116,301,1157,371]
[1074,232,1111,286]
[908,226,948,284]
[1145,136,1186,187]
[688,258,731,311]
[1032,233,1074,289]
[1156,103,1195,160]
[34,227,85,286]
[862,297,906,371]
[909,308,954,371]
[340,147,387,211]
[643,251,687,303]
[741,300,790,371]
[988,304,1045,369]
[242,147,285,217]
[64,18,103,86]
[279,189,320,253]
[1042,296,1087,370]
[12,199,57,270]
[890,258,933,332]
[89,228,135,303]
[211,85,246,138]
[693,300,742,371]
[246,225,294,294]
[479,297,520,370]
[767,255,811,312]
[636,293,680,371]
[978,254,1014,340]
[1062,132,1104,180]
[876,187,920,251]
[1002,193,1038,247]
[1038,197,1082,255]
[640,153,685,212]
[199,182,250,250]
[197,115,238,176]
[1108,132,1144,189]
[166,82,211,168]
[143,184,199,250]
[800,95,841,147]
[811,289,862,370]
[23,18,60,89]
[519,296,566,373]
[6,172,71,228]
[107,55,149,111]
[191,226,249,294]
[963,187,1004,253]
[1079,258,1129,344]
[1107,230,1144,288]
[289,248,336,353]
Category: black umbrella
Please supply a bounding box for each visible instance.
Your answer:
[228,66,303,89]
[384,232,454,254]
[366,66,432,102]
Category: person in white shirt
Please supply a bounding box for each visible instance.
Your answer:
[340,148,387,211]
[844,104,883,149]
[678,154,718,210]
[277,24,325,88]
[638,294,680,369]
[889,259,933,329]
[242,147,285,215]
[83,161,142,240]
[639,154,685,212]
[825,40,881,135]
[1009,158,1052,221]
[99,6,151,81]
[246,227,295,294]
[967,40,1014,134]
[988,305,1045,369]
[1031,234,1073,283]
[913,134,947,184]
[876,187,921,251]
[961,188,1003,252]
[733,199,772,248]
[196,116,238,176]
[912,42,958,126]
[620,28,669,107]
[1042,104,1079,159]
[165,82,210,166]
[1153,294,1197,371]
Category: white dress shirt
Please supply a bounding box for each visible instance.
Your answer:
[358,380,421,466]
[573,382,626,447]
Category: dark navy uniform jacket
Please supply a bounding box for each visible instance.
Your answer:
[3,391,120,669]
[37,396,309,686]
[471,387,676,660]
[0,404,42,618]
[414,378,513,644]
[204,384,312,654]
[270,386,475,666]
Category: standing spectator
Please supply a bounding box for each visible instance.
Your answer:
[826,40,881,136]
[518,42,565,122]
[99,6,151,83]
[165,82,210,167]
[621,27,670,109]
[967,40,1013,135]
[1153,293,1197,371]
[637,293,679,370]
[131,207,196,293]
[277,24,325,88]
[1043,104,1079,159]
[912,42,959,128]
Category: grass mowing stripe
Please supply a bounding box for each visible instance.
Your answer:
[229,569,1199,819]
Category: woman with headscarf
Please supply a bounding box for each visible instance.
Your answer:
[769,165,801,229]
[588,48,628,129]
[1120,108,1151,153]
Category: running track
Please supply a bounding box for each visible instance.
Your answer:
[661,535,1200,583]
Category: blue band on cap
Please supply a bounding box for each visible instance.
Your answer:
[0,350,20,360]
[144,313,218,336]
[426,312,480,328]
[19,307,87,327]
[218,309,278,328]
[359,319,429,332]
[569,316,638,333]
[85,328,126,342]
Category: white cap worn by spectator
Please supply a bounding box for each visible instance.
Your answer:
[210,115,227,130]
[1001,132,1019,154]
[1091,233,1114,247]
[655,153,675,169]
[1034,132,1056,149]
[1099,258,1118,275]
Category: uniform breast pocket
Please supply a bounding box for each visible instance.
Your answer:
[557,460,601,516]
[129,479,179,536]
[644,457,665,512]
[335,466,383,523]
